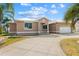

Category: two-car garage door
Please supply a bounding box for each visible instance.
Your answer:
[59,27,71,33]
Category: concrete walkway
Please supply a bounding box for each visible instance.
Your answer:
[0,34,75,56]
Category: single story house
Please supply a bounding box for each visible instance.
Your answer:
[75,21,79,32]
[9,17,49,35]
[9,17,79,35]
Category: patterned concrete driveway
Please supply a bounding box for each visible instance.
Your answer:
[0,34,65,56]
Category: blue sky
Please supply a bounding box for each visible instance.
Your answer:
[13,3,72,21]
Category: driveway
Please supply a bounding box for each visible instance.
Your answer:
[0,34,67,56]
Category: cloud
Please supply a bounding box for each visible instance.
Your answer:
[51,4,56,8]
[26,14,45,19]
[31,7,47,12]
[50,9,58,14]
[18,7,48,19]
[59,4,65,8]
[51,4,65,9]
[20,3,31,6]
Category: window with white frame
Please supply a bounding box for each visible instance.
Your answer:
[25,23,32,29]
[43,25,47,29]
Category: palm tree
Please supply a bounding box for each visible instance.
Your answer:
[0,3,14,34]
[64,4,79,33]
[2,17,10,33]
[5,3,14,21]
[0,5,3,34]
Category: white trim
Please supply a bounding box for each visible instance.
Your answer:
[49,31,60,33]
[9,31,38,34]
[16,20,38,23]
[16,18,38,22]
[24,22,32,30]
[16,31,38,34]
[24,28,32,30]
[47,24,49,33]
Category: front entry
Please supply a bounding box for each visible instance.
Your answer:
[42,24,47,33]
[38,17,49,34]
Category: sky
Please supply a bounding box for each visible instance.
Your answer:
[13,3,72,21]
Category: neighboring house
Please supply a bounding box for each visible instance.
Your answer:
[75,21,79,32]
[9,17,49,35]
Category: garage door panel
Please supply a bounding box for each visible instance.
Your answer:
[59,27,71,33]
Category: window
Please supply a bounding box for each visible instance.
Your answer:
[43,25,47,29]
[25,23,32,29]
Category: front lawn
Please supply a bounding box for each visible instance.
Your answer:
[0,36,24,48]
[60,38,79,56]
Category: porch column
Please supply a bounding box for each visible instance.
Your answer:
[47,24,49,34]
[38,22,41,34]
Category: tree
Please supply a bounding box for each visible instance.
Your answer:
[0,5,3,34]
[2,17,10,33]
[64,4,79,33]
[0,3,14,34]
[5,3,14,21]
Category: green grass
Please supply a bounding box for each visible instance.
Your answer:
[60,38,79,56]
[0,36,24,48]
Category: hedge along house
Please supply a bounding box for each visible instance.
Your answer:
[9,17,49,35]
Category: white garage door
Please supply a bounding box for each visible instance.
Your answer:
[59,27,71,33]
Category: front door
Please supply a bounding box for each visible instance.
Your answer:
[42,24,47,33]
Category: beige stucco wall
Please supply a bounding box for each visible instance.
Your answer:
[49,22,70,33]
[39,18,48,24]
[16,21,38,33]
[9,17,50,35]
[9,23,17,33]
[75,22,79,32]
[49,23,57,33]
[38,18,49,33]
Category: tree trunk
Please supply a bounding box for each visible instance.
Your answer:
[6,27,8,33]
[71,20,75,33]
[0,15,3,34]
[0,21,2,34]
[71,26,74,33]
[70,17,79,33]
